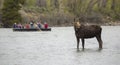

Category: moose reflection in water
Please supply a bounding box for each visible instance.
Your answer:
[73,18,103,50]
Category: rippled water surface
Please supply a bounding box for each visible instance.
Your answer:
[0,26,120,65]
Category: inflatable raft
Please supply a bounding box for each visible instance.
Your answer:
[13,28,51,31]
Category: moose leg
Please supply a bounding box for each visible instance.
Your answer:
[96,35,103,49]
[81,38,85,49]
[77,37,80,49]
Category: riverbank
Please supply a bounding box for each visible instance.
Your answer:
[0,21,120,28]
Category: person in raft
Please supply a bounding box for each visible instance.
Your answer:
[44,22,48,29]
[37,20,43,29]
[25,23,30,29]
[17,23,22,29]
[13,23,17,28]
[33,23,39,29]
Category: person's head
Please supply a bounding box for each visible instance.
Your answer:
[44,22,47,24]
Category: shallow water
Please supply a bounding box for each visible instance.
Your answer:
[0,26,120,65]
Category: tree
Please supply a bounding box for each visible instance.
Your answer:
[53,0,59,8]
[36,0,46,7]
[2,0,25,28]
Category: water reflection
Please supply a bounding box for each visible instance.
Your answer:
[76,48,103,53]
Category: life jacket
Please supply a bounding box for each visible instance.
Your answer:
[44,23,48,29]
[26,24,30,29]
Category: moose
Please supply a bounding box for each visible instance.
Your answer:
[73,18,103,50]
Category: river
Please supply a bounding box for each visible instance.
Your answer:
[0,26,120,65]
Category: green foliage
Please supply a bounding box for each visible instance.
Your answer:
[24,0,36,7]
[2,0,25,28]
[2,0,120,27]
[0,0,4,12]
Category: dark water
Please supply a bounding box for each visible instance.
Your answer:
[0,26,120,65]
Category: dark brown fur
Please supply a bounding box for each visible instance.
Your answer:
[74,19,103,49]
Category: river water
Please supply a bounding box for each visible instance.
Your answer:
[0,26,120,65]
